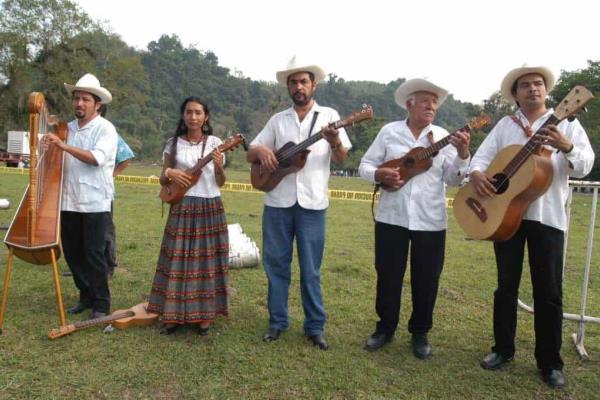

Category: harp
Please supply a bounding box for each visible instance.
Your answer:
[1,92,68,333]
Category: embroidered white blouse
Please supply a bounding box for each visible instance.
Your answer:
[164,135,224,198]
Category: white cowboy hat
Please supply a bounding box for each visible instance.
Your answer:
[64,73,112,104]
[276,55,326,86]
[394,78,449,109]
[500,65,555,103]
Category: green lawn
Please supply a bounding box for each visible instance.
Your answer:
[0,165,599,399]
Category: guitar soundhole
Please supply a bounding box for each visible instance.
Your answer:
[403,158,415,168]
[492,173,509,194]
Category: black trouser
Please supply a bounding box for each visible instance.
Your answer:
[492,220,564,371]
[373,222,446,336]
[61,211,112,313]
[104,202,117,269]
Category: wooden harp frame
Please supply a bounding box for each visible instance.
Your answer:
[1,92,69,333]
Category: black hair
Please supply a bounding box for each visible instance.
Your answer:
[167,96,213,166]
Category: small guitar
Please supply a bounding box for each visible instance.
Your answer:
[48,302,158,339]
[453,85,595,241]
[250,106,374,192]
[159,133,246,204]
[377,114,491,190]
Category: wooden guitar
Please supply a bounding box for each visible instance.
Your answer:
[377,114,491,190]
[48,302,158,339]
[453,85,595,241]
[159,133,246,204]
[250,106,374,192]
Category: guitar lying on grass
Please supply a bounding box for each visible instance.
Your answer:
[48,302,158,339]
[453,85,595,241]
[159,133,247,205]
[377,113,491,190]
[250,106,373,192]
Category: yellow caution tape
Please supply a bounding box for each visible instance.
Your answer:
[1,167,453,206]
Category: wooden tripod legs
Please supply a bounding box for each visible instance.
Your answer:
[0,247,67,335]
[0,247,14,335]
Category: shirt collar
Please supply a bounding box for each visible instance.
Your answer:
[515,108,554,126]
[75,114,102,131]
[285,101,321,116]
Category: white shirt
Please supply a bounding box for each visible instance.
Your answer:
[62,115,117,213]
[251,102,352,210]
[164,135,224,198]
[359,120,470,231]
[469,109,595,231]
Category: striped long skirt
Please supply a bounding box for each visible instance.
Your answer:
[148,196,229,324]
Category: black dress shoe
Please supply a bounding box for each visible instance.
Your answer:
[308,334,329,350]
[88,311,107,320]
[542,369,566,388]
[364,332,393,352]
[412,333,432,360]
[160,324,181,335]
[263,328,281,342]
[195,324,210,336]
[67,302,90,314]
[480,352,514,370]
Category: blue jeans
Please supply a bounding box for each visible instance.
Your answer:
[263,203,326,336]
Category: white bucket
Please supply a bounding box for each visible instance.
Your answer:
[227,224,260,268]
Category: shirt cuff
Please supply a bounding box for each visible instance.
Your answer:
[90,149,106,166]
[453,154,471,169]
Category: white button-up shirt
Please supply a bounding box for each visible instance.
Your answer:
[469,109,595,231]
[251,102,352,210]
[164,135,224,198]
[359,120,470,231]
[61,116,117,213]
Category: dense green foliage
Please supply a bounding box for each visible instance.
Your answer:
[1,0,599,177]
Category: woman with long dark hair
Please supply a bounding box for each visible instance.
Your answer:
[148,96,229,335]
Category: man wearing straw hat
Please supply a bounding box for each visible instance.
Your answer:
[469,65,594,388]
[45,73,118,320]
[247,56,352,350]
[358,78,470,359]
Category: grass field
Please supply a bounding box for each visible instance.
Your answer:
[1,163,599,399]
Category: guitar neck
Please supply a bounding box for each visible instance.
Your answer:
[276,129,324,162]
[188,150,215,176]
[419,124,471,160]
[72,310,134,330]
[275,118,347,162]
[503,114,561,178]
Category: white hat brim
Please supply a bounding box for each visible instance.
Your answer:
[394,78,449,109]
[64,83,113,104]
[500,66,555,103]
[276,65,326,86]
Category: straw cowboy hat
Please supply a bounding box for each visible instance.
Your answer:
[276,55,326,86]
[64,73,113,104]
[500,65,555,103]
[394,78,449,109]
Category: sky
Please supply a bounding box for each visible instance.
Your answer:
[75,0,600,105]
